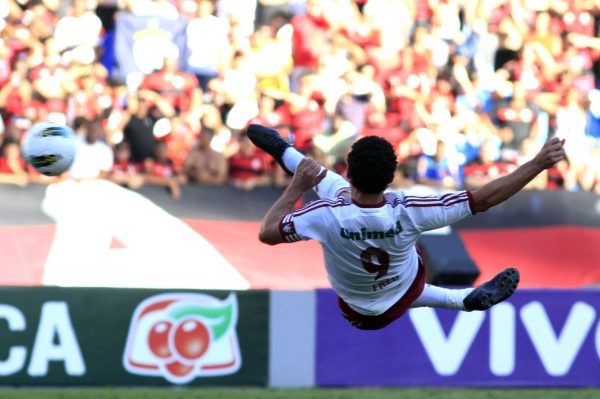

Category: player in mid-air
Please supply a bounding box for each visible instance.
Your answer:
[248,124,566,329]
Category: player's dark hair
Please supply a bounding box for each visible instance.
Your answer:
[347,136,397,194]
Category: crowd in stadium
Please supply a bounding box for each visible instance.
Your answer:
[1,0,600,198]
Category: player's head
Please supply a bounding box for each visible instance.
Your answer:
[347,136,397,194]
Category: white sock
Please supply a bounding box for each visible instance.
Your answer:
[281,147,305,173]
[281,147,351,200]
[410,284,474,311]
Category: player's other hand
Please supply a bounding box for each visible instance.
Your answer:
[534,137,566,170]
[291,158,327,192]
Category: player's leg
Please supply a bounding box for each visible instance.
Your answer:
[247,124,349,199]
[411,267,520,311]
[410,284,474,310]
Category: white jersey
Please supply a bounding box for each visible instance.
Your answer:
[279,190,474,315]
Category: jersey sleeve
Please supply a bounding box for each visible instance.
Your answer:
[400,190,475,233]
[279,198,344,243]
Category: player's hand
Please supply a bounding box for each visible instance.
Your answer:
[290,158,327,192]
[533,137,566,170]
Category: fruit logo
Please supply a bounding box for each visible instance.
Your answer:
[123,293,241,384]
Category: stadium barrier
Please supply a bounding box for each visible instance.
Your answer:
[0,287,598,387]
[0,287,268,386]
[314,289,600,388]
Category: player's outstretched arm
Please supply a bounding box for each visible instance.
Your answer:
[470,137,565,213]
[259,158,327,245]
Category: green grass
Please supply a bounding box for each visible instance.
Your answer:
[0,388,597,399]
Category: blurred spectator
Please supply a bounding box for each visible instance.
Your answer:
[248,25,292,93]
[0,124,28,186]
[185,0,230,92]
[184,127,228,185]
[255,0,302,30]
[165,115,199,171]
[586,90,600,141]
[362,108,406,148]
[584,147,600,194]
[29,38,77,120]
[313,116,357,166]
[464,137,517,189]
[275,72,326,151]
[289,0,329,89]
[119,93,157,165]
[22,1,56,43]
[250,92,288,129]
[554,88,589,190]
[334,74,371,134]
[0,60,33,122]
[68,119,113,180]
[385,47,424,132]
[199,104,236,156]
[144,140,184,199]
[529,12,561,58]
[96,0,119,74]
[362,0,411,53]
[54,0,102,65]
[546,159,568,190]
[115,90,175,165]
[65,63,113,124]
[228,132,270,190]
[414,137,458,189]
[110,141,144,189]
[140,44,199,113]
[492,82,540,161]
[123,0,179,20]
[210,51,258,130]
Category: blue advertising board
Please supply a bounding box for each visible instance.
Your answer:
[316,289,600,387]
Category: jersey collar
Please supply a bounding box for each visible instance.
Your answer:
[351,198,387,208]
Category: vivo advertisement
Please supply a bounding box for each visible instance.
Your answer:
[316,289,600,387]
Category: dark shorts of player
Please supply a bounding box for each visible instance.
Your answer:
[337,260,426,330]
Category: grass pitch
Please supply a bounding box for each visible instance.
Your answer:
[0,388,597,399]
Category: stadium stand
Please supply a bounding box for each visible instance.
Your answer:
[0,0,599,195]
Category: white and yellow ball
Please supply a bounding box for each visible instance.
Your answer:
[24,122,77,176]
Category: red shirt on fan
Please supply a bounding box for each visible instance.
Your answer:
[564,6,595,37]
[112,160,141,178]
[140,70,198,112]
[279,99,325,151]
[145,141,180,178]
[414,0,432,24]
[229,135,269,181]
[463,162,517,178]
[0,154,25,174]
[149,161,176,178]
[362,108,407,148]
[291,13,329,69]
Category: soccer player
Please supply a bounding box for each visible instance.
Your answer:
[248,124,566,330]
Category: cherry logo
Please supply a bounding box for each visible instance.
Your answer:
[124,293,241,384]
[165,360,194,377]
[173,319,211,361]
[147,317,212,378]
[148,321,173,359]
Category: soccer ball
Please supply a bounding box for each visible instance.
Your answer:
[24,122,77,176]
